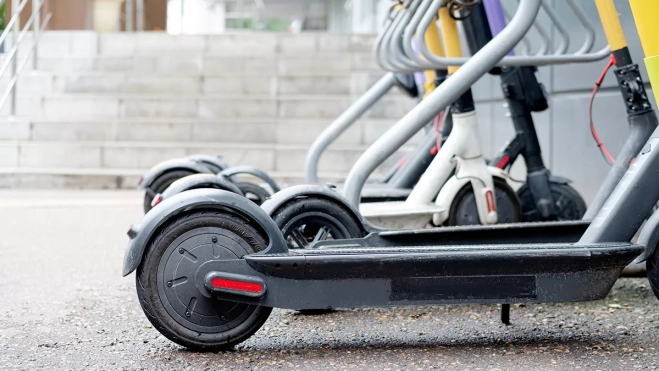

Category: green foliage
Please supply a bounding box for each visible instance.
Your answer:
[226,18,253,30]
[265,18,289,32]
[0,2,6,30]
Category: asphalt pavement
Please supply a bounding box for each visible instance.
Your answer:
[0,190,658,370]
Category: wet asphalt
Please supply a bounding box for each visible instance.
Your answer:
[0,190,658,371]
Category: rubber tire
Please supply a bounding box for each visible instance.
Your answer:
[143,170,196,213]
[271,197,362,315]
[516,182,587,222]
[235,182,271,206]
[136,211,272,351]
[648,249,659,302]
[448,177,522,226]
[271,197,363,248]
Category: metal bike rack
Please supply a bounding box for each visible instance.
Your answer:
[308,0,615,195]
[304,73,399,184]
[305,4,408,184]
[340,0,624,205]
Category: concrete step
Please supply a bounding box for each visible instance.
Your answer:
[5,71,395,97]
[28,54,381,76]
[8,31,377,59]
[0,140,412,174]
[13,117,413,145]
[14,94,415,119]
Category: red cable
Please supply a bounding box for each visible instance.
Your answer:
[588,55,616,165]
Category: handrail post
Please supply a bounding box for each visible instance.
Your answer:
[136,0,144,31]
[32,0,40,70]
[11,0,19,116]
[125,0,133,32]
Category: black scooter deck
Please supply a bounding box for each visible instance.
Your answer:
[205,242,642,310]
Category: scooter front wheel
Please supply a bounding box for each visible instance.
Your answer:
[272,197,363,249]
[448,177,522,226]
[235,182,271,206]
[516,182,587,222]
[136,211,272,351]
[143,170,195,213]
[271,197,363,314]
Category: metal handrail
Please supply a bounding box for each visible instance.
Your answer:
[0,13,52,111]
[0,0,52,115]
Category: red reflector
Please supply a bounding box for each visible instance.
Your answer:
[485,189,497,213]
[496,155,510,169]
[151,194,163,207]
[138,176,144,186]
[211,278,263,293]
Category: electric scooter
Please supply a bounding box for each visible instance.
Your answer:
[359,3,521,229]
[460,1,587,222]
[123,0,659,352]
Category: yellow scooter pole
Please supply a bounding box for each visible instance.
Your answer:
[423,17,446,97]
[629,0,659,106]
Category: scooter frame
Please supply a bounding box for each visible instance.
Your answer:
[358,5,519,229]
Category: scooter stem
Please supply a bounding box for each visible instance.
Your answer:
[342,0,542,206]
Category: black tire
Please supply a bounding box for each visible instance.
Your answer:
[516,182,587,222]
[647,250,659,302]
[448,177,522,226]
[271,198,362,314]
[143,170,196,213]
[235,182,271,206]
[136,211,272,351]
[271,197,363,250]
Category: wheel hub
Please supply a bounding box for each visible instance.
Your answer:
[157,227,256,333]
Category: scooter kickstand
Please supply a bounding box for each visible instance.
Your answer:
[501,304,510,325]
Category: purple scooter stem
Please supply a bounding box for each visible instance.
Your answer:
[483,0,514,56]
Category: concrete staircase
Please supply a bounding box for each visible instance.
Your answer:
[0,31,418,189]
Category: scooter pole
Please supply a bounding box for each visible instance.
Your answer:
[629,0,659,106]
[583,0,657,219]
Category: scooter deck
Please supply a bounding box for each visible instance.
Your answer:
[206,241,642,310]
[359,186,412,202]
[360,201,445,229]
[336,183,412,203]
[371,220,590,245]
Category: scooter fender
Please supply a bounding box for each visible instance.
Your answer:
[123,189,289,277]
[160,173,243,202]
[549,175,571,185]
[138,158,215,190]
[185,154,230,173]
[260,184,371,233]
[219,166,281,193]
[634,208,659,263]
[433,166,508,225]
